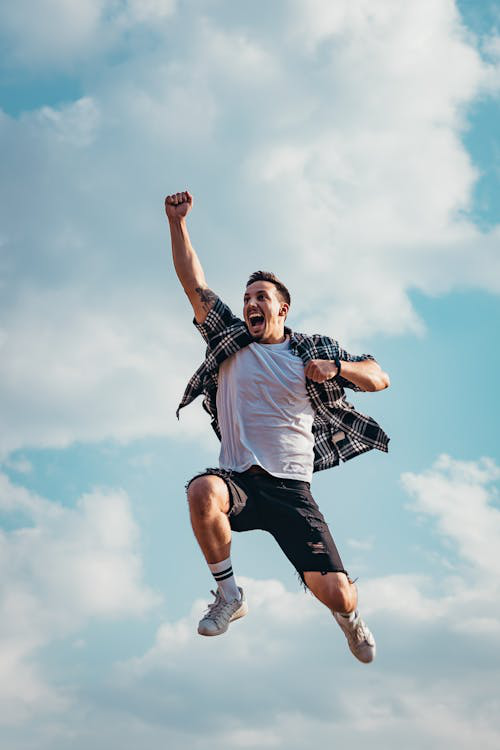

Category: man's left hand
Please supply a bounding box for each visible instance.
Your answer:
[304,359,339,383]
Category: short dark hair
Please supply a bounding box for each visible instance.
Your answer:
[246,271,291,307]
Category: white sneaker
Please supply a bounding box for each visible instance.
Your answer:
[333,611,376,663]
[197,587,248,636]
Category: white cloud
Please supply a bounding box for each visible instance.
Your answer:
[0,0,177,68]
[347,535,374,551]
[0,455,33,474]
[121,576,318,677]
[402,454,500,575]
[482,32,500,64]
[121,0,176,26]
[0,0,108,66]
[242,0,500,341]
[0,472,160,723]
[353,455,500,634]
[33,97,100,147]
[0,285,211,456]
[196,17,281,83]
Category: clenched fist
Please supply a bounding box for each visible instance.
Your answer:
[304,359,339,383]
[165,190,193,220]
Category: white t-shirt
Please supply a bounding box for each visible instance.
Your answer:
[216,338,315,482]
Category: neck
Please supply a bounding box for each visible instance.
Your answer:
[260,332,287,345]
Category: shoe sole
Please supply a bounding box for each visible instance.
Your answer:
[348,643,376,663]
[198,601,249,637]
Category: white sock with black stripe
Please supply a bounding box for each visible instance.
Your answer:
[337,610,358,622]
[208,556,241,602]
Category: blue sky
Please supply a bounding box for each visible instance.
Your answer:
[1,2,500,748]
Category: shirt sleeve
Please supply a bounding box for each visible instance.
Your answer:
[337,346,375,391]
[193,296,244,346]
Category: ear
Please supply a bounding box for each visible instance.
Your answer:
[279,303,289,318]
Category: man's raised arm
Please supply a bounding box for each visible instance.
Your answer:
[165,190,217,324]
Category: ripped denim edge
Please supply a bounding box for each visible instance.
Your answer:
[185,467,235,492]
[185,467,238,515]
[296,569,355,593]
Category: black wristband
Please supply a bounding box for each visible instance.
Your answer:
[335,355,341,378]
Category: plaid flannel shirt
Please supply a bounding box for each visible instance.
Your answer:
[177,297,389,472]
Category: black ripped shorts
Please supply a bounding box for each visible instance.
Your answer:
[187,467,347,585]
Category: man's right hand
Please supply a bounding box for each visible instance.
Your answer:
[165,190,193,221]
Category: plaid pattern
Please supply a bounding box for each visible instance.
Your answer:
[177,297,389,472]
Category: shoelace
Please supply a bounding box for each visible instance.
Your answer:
[203,590,237,626]
[347,617,372,645]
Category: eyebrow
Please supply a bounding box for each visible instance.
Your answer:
[243,290,270,299]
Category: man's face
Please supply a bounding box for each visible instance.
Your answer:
[243,280,288,342]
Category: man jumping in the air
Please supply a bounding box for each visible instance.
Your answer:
[166,190,390,663]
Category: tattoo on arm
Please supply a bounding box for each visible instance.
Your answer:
[195,287,217,310]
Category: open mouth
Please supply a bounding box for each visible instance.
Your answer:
[248,313,265,331]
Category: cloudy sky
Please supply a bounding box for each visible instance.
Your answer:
[1,1,500,747]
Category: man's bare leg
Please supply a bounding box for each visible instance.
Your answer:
[304,571,376,663]
[187,475,232,563]
[187,475,247,635]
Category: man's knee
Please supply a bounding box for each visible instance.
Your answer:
[333,574,357,612]
[304,571,357,612]
[187,475,230,517]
